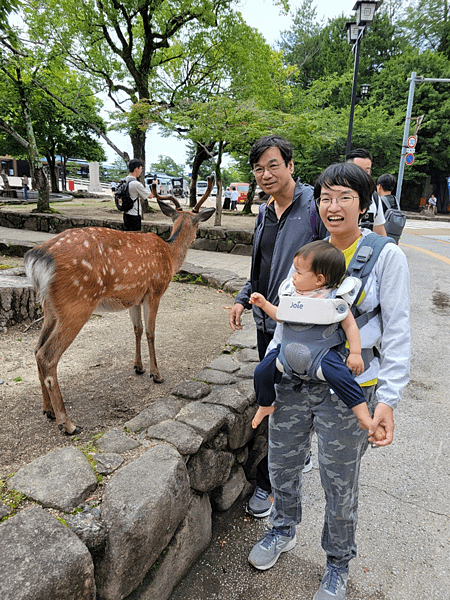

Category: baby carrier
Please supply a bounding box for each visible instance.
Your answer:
[276,234,395,381]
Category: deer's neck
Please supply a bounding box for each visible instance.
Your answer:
[166,217,198,273]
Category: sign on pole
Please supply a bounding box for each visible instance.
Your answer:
[405,153,415,166]
[407,136,417,148]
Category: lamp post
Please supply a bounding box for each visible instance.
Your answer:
[345,1,383,156]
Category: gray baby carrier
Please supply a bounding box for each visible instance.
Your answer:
[277,234,395,381]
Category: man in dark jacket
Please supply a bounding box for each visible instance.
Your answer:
[229,135,327,517]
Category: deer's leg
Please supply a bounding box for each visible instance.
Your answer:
[143,297,164,383]
[35,308,57,419]
[129,305,145,375]
[36,305,95,435]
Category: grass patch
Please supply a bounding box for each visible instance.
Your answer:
[0,477,27,521]
[173,272,206,285]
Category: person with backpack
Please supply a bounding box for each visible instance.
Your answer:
[229,135,327,518]
[377,173,407,244]
[121,159,151,231]
[248,162,410,600]
[346,148,387,236]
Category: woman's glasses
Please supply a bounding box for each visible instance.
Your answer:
[315,195,358,207]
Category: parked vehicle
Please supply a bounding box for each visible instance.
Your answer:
[196,180,208,196]
[230,182,249,203]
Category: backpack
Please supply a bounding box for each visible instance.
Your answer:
[380,195,406,244]
[114,179,134,212]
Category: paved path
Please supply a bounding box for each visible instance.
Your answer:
[0,226,252,280]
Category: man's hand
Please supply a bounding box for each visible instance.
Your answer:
[369,403,394,446]
[229,303,244,331]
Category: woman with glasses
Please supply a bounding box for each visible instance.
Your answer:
[248,162,410,600]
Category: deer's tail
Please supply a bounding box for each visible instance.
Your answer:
[24,248,55,303]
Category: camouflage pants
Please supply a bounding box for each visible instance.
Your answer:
[268,375,376,567]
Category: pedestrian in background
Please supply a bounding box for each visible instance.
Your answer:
[230,186,238,210]
[123,159,151,231]
[22,174,29,203]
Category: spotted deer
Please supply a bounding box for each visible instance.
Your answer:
[24,177,215,435]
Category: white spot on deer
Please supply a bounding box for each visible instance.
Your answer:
[98,277,103,286]
[84,240,89,248]
[83,275,89,281]
[128,261,133,268]
[124,268,128,274]
[111,268,115,275]
[74,278,80,286]
[82,260,93,270]
[117,251,122,257]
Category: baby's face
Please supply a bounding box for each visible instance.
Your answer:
[292,256,324,293]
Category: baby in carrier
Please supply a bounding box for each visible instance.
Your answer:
[250,240,385,441]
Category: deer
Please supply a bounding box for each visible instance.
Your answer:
[24,175,215,436]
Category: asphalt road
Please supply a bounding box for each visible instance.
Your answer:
[170,221,450,600]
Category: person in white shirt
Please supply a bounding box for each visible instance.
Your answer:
[230,186,239,210]
[123,159,151,231]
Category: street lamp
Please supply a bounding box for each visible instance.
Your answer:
[345,1,383,156]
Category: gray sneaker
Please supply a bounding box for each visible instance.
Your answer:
[313,563,349,600]
[248,525,296,570]
[245,486,272,518]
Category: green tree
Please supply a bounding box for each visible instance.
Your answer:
[27,0,237,177]
[149,155,184,177]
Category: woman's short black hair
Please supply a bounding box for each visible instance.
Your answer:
[314,162,375,212]
[249,135,293,168]
[295,240,345,288]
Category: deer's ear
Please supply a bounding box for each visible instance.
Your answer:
[158,199,179,220]
[196,207,215,222]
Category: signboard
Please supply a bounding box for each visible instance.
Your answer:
[405,153,415,166]
[407,136,417,148]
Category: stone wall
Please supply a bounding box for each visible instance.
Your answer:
[0,318,266,600]
[0,209,254,256]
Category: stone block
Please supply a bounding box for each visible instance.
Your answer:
[91,453,124,475]
[172,379,211,400]
[124,396,184,432]
[226,405,257,450]
[210,465,248,511]
[146,419,203,455]
[206,355,240,373]
[0,506,96,600]
[226,327,257,350]
[196,368,237,385]
[230,243,253,256]
[176,401,230,441]
[203,384,250,413]
[187,447,235,492]
[96,428,141,453]
[190,238,218,252]
[8,447,97,512]
[126,493,212,600]
[95,444,190,600]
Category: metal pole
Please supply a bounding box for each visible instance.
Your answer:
[396,72,417,204]
[345,33,362,156]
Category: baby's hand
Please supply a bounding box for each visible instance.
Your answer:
[249,292,265,308]
[346,353,365,376]
[369,423,387,443]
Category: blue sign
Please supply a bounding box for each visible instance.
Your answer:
[405,153,415,166]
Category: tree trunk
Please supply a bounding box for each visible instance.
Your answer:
[242,179,257,215]
[189,141,216,207]
[214,139,224,227]
[46,152,59,193]
[16,67,51,212]
[130,126,150,212]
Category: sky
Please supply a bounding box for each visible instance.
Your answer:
[102,0,356,171]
